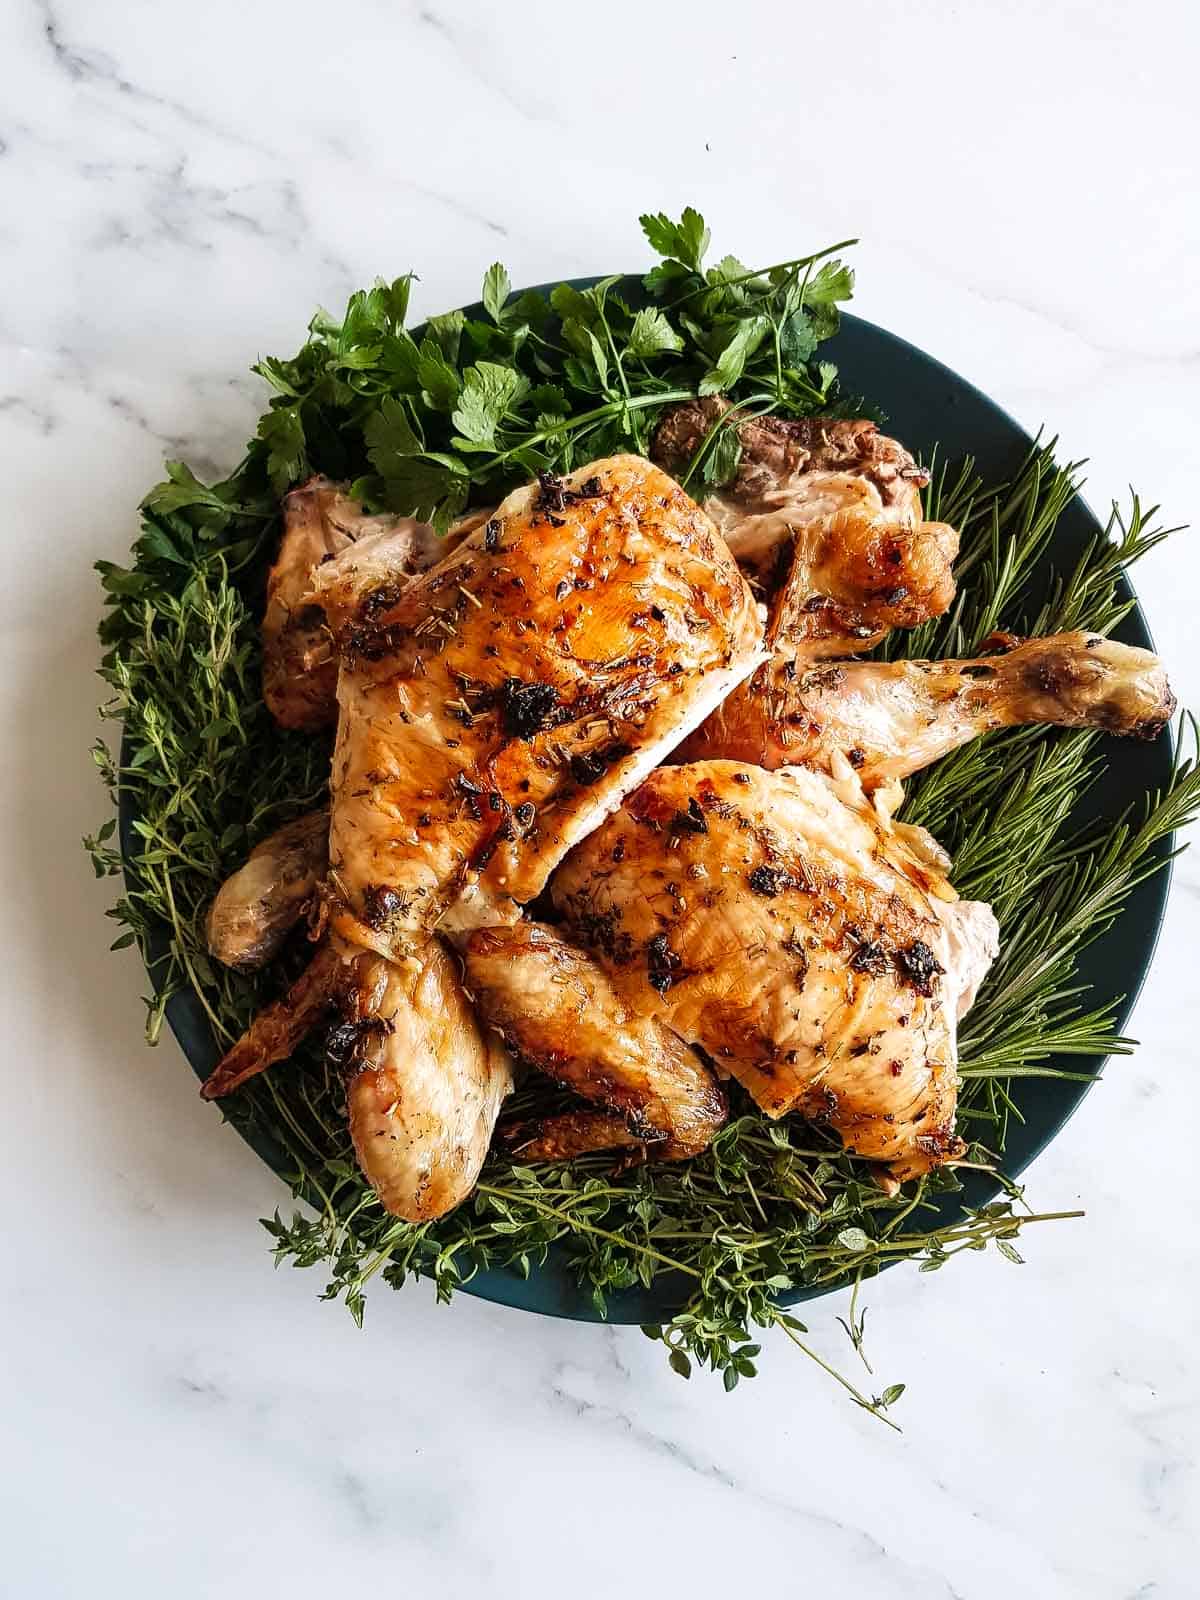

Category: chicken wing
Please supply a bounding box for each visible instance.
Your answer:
[310,454,763,957]
[550,759,998,1183]
[652,400,958,650]
[205,808,329,970]
[200,933,512,1221]
[262,477,483,732]
[655,404,961,768]
[337,941,513,1221]
[466,921,726,1160]
[683,630,1177,778]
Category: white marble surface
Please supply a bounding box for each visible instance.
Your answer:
[2,1,1198,1594]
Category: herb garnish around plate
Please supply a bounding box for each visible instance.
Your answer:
[86,211,1199,1421]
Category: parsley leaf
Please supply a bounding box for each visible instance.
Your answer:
[639,206,711,273]
[550,283,599,328]
[779,309,818,366]
[377,457,468,528]
[256,405,307,495]
[482,262,511,325]
[699,315,770,395]
[425,309,465,363]
[807,260,855,306]
[416,338,462,412]
[451,361,528,446]
[627,307,685,359]
[701,422,743,489]
[140,462,236,523]
[363,395,424,475]
[806,261,855,338]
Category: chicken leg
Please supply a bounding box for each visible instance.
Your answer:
[680,630,1177,778]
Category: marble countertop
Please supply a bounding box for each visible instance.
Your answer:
[3,1,1197,1594]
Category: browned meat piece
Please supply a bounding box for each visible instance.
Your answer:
[652,399,950,627]
[262,478,479,732]
[550,760,999,1184]
[466,921,726,1161]
[685,630,1177,778]
[339,941,512,1221]
[310,454,762,956]
[504,1111,645,1163]
[205,809,329,970]
[200,934,512,1221]
[204,455,758,1219]
[654,402,960,767]
[200,940,343,1100]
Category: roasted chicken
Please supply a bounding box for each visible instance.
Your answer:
[262,476,487,732]
[205,808,328,970]
[203,453,760,1217]
[652,400,959,653]
[200,431,1177,1211]
[310,454,762,955]
[549,758,999,1181]
[336,942,513,1221]
[683,630,1178,778]
[466,921,726,1160]
[654,402,963,767]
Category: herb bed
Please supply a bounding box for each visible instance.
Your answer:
[88,212,1197,1419]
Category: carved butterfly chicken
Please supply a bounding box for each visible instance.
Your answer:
[202,411,1174,1217]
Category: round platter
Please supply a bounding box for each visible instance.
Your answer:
[121,284,1175,1324]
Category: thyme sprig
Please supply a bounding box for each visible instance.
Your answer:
[87,210,1196,1417]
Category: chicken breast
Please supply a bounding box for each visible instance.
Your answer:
[262,477,483,732]
[466,921,726,1160]
[310,454,763,957]
[550,759,998,1182]
[684,630,1177,777]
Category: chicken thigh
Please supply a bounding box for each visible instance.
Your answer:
[548,759,998,1182]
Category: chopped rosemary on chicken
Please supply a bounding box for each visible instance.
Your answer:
[86,209,1198,1419]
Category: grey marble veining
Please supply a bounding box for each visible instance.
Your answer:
[2,1,1197,1595]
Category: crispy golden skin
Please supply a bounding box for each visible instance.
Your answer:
[686,631,1177,778]
[311,454,762,956]
[200,940,343,1101]
[466,921,726,1161]
[656,406,962,766]
[204,457,758,1218]
[339,940,513,1221]
[551,760,998,1183]
[653,402,957,645]
[201,934,512,1221]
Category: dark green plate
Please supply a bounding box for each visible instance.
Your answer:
[122,285,1175,1325]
